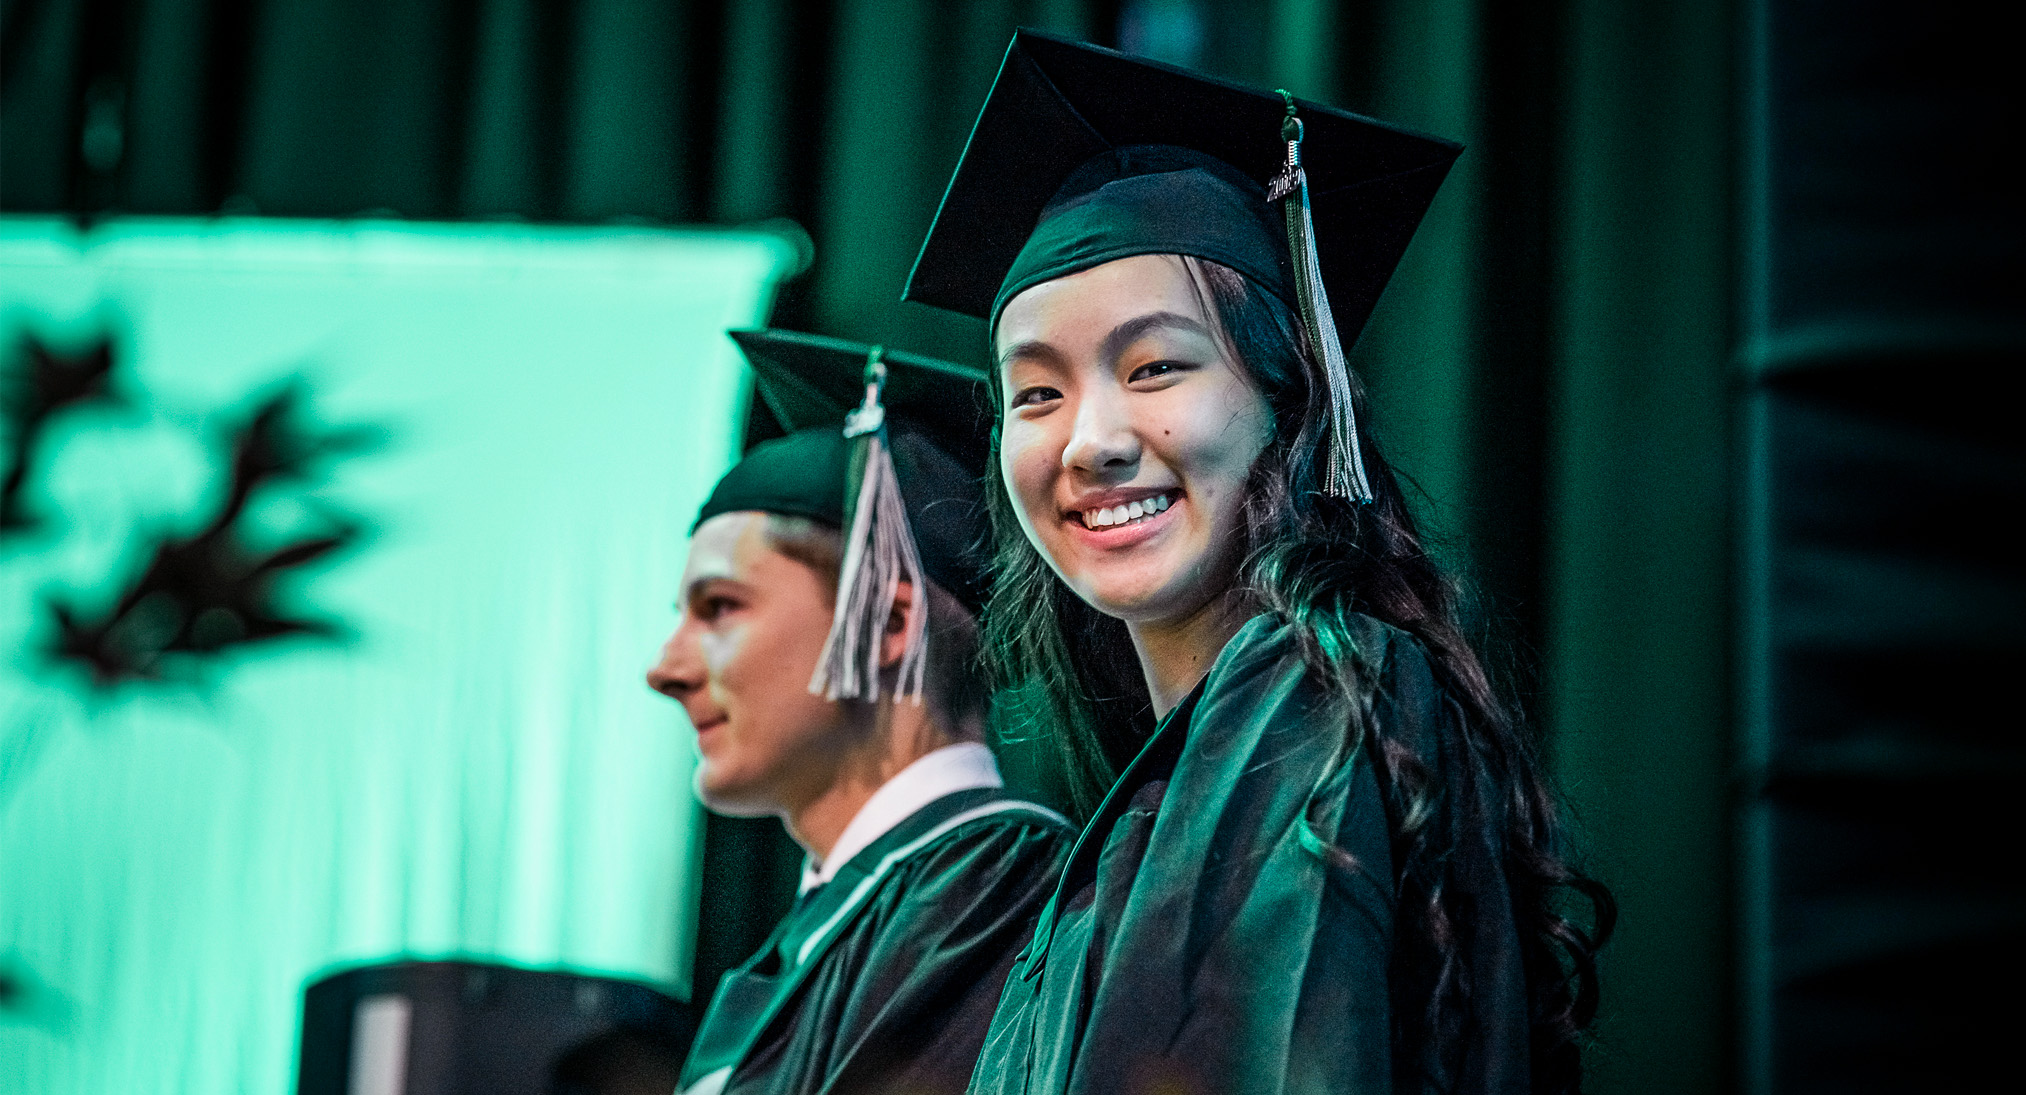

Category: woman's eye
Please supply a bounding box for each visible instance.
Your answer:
[1010,385,1061,409]
[1128,360,1184,384]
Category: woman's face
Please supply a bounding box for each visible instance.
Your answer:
[996,255,1273,628]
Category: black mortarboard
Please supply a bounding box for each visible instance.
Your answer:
[694,329,991,702]
[728,328,992,474]
[904,29,1462,501]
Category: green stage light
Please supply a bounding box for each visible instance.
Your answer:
[0,217,799,1095]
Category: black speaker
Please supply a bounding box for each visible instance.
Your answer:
[296,960,697,1095]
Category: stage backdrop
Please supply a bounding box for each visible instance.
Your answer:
[0,217,799,1095]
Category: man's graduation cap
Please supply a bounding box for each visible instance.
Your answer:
[905,29,1462,502]
[695,329,990,703]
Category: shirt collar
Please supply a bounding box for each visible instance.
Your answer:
[799,742,1003,893]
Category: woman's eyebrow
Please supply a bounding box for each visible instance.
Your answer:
[998,311,1213,372]
[1099,311,1214,366]
[996,338,1066,371]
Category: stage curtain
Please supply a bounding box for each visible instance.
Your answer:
[2,1,1750,1088]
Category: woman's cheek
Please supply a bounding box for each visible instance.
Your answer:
[1189,383,1269,506]
[1001,423,1056,528]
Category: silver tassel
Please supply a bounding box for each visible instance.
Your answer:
[809,347,930,704]
[1268,93,1374,504]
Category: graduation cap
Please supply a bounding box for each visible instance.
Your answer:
[695,329,991,703]
[904,29,1462,502]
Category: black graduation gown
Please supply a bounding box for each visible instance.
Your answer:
[679,786,1072,1095]
[967,614,1530,1095]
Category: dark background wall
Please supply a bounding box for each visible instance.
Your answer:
[6,0,2018,1091]
[1734,2,2023,1092]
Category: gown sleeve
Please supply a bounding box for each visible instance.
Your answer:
[731,813,1068,1095]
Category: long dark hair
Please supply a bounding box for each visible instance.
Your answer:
[980,257,1614,1094]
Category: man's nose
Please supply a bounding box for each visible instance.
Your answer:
[646,624,704,700]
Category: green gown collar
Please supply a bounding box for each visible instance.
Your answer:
[1015,616,1284,979]
[679,786,1066,1095]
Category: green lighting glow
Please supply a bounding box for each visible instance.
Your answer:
[0,217,799,1094]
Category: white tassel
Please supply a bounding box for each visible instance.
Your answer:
[1268,96,1374,504]
[808,350,930,704]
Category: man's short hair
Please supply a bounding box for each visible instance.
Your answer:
[762,514,987,736]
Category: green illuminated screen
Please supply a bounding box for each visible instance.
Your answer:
[0,217,798,1094]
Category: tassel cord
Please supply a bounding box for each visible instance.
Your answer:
[1271,96,1375,504]
[809,352,932,704]
[810,435,884,699]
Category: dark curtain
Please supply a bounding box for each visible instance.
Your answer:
[1734,2,2026,1092]
[4,1,1758,1090]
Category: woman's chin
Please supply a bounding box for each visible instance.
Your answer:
[1072,575,1198,627]
[1062,544,1251,631]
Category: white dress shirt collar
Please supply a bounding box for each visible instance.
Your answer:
[799,741,1003,894]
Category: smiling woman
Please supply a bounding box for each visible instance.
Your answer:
[997,254,1275,713]
[904,32,1614,1095]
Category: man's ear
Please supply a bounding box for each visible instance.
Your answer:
[878,580,920,670]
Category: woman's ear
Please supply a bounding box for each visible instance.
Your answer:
[877,579,921,670]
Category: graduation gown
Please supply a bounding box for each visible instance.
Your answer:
[680,786,1072,1095]
[967,614,1530,1095]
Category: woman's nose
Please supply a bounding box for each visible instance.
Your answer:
[1061,388,1140,476]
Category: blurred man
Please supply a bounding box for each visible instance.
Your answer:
[649,330,1069,1095]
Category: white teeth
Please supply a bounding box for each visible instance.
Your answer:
[1083,493,1174,529]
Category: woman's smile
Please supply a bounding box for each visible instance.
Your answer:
[996,254,1272,627]
[1065,488,1179,542]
